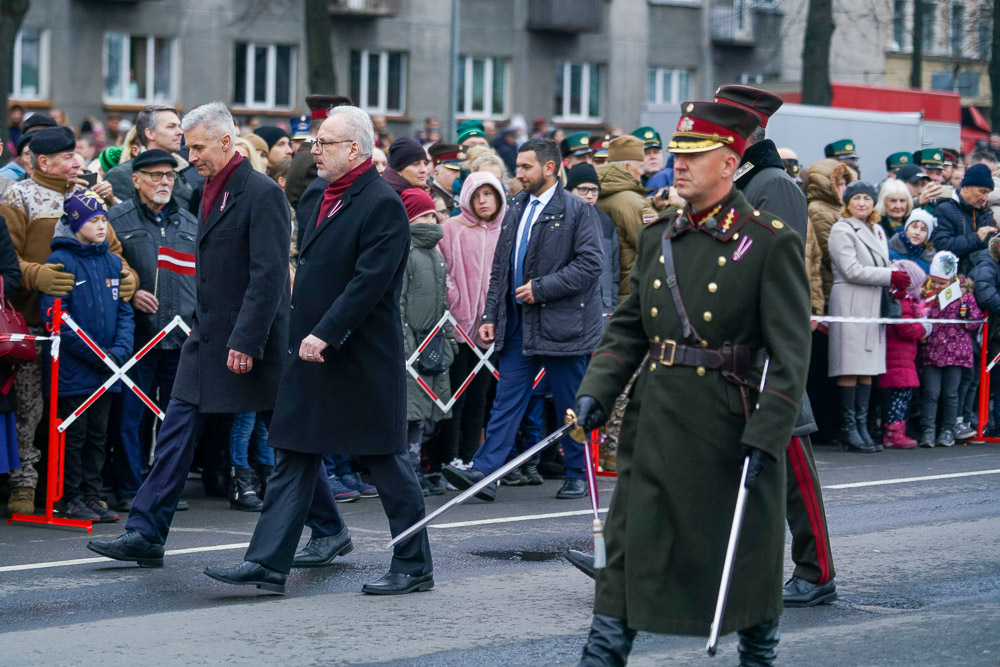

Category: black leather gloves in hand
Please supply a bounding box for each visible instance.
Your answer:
[574,395,608,432]
[739,445,773,490]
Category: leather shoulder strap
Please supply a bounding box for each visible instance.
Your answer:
[661,232,705,345]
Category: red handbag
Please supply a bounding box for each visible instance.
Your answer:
[0,276,38,365]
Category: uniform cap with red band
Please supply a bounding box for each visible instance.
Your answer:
[667,100,760,158]
[713,84,783,128]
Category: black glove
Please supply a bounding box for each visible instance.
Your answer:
[739,445,772,490]
[574,395,608,432]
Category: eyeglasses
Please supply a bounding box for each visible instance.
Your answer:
[311,138,355,152]
[138,170,176,182]
[574,186,599,196]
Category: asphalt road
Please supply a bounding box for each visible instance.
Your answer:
[1,442,999,666]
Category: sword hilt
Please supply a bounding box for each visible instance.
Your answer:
[565,409,588,444]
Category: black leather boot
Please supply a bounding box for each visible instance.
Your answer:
[737,618,780,666]
[578,614,636,667]
[854,383,881,450]
[230,466,263,512]
[839,386,874,452]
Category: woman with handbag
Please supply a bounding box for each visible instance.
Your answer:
[827,181,911,453]
[0,215,24,481]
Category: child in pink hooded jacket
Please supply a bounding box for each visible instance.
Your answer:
[437,171,507,465]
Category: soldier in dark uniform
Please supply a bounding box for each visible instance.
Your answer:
[573,101,811,666]
[715,85,838,608]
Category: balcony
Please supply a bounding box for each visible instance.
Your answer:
[527,0,603,34]
[328,0,401,17]
[711,5,755,45]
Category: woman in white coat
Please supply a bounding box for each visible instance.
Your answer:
[827,181,911,452]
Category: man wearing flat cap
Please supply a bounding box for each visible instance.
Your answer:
[0,125,138,517]
[572,101,810,665]
[715,84,838,609]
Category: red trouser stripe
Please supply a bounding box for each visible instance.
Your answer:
[787,436,832,584]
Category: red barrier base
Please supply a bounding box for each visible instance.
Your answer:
[592,436,618,478]
[7,513,93,532]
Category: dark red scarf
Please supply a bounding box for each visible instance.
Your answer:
[317,158,373,226]
[201,152,244,220]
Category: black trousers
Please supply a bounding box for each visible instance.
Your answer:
[59,393,113,501]
[244,447,432,576]
[786,434,836,585]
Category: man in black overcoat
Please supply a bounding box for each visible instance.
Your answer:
[87,102,290,566]
[203,105,432,596]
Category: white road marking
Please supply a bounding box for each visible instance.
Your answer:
[823,468,1000,490]
[3,467,999,573]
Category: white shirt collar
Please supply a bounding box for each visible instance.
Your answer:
[528,181,558,209]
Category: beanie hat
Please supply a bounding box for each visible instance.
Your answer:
[607,135,644,163]
[961,163,995,191]
[565,163,600,192]
[253,126,290,150]
[457,120,487,145]
[388,138,427,171]
[99,146,123,173]
[904,208,936,239]
[64,190,109,232]
[842,180,878,206]
[401,188,436,222]
[929,250,959,281]
[891,259,927,301]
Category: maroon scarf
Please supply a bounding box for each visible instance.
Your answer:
[201,152,244,220]
[317,158,373,227]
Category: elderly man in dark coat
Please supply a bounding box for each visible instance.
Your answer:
[203,105,432,596]
[87,102,290,567]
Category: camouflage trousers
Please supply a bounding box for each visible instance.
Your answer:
[600,359,645,470]
[9,329,44,490]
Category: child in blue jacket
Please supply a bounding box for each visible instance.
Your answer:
[40,190,134,523]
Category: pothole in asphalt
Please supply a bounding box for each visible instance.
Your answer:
[471,549,566,562]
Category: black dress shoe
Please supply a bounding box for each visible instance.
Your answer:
[556,478,587,499]
[441,465,496,502]
[87,531,165,568]
[783,575,838,607]
[292,527,354,568]
[204,560,286,594]
[361,571,434,595]
[566,549,597,579]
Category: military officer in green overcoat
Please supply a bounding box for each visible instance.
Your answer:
[573,101,811,666]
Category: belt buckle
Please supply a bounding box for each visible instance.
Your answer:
[659,339,677,366]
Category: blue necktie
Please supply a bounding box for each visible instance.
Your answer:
[514,199,540,295]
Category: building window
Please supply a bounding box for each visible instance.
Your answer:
[104,33,174,103]
[11,28,47,99]
[350,50,406,114]
[234,43,295,109]
[920,1,936,52]
[891,0,906,50]
[457,56,508,118]
[951,4,965,56]
[646,68,692,106]
[554,61,603,122]
[980,6,993,58]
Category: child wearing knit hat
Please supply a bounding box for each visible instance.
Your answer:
[887,208,936,273]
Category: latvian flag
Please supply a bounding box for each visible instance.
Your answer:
[157,247,196,276]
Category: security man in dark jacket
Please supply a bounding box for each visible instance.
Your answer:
[573,101,810,666]
[931,163,998,275]
[106,149,198,510]
[87,103,290,567]
[443,138,604,501]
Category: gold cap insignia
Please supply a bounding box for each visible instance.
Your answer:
[580,137,589,145]
[645,131,654,139]
[845,143,854,151]
[901,155,909,162]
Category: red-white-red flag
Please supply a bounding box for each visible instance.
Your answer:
[157,247,196,276]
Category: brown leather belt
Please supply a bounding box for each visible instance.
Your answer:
[648,339,752,377]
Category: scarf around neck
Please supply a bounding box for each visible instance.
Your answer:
[317,158,373,226]
[201,152,243,220]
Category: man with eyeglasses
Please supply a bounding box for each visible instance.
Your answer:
[105,149,198,512]
[104,105,203,213]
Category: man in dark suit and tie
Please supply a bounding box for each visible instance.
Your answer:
[203,105,432,596]
[87,102,291,566]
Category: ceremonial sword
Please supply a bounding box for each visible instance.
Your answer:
[388,410,587,549]
[707,356,770,657]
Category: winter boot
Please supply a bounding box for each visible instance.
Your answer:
[737,618,780,666]
[883,421,917,449]
[7,486,35,515]
[839,386,874,452]
[578,614,637,667]
[854,383,881,450]
[229,466,263,512]
[252,464,274,501]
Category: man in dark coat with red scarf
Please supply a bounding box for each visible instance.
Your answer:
[87,102,291,566]
[203,105,432,596]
